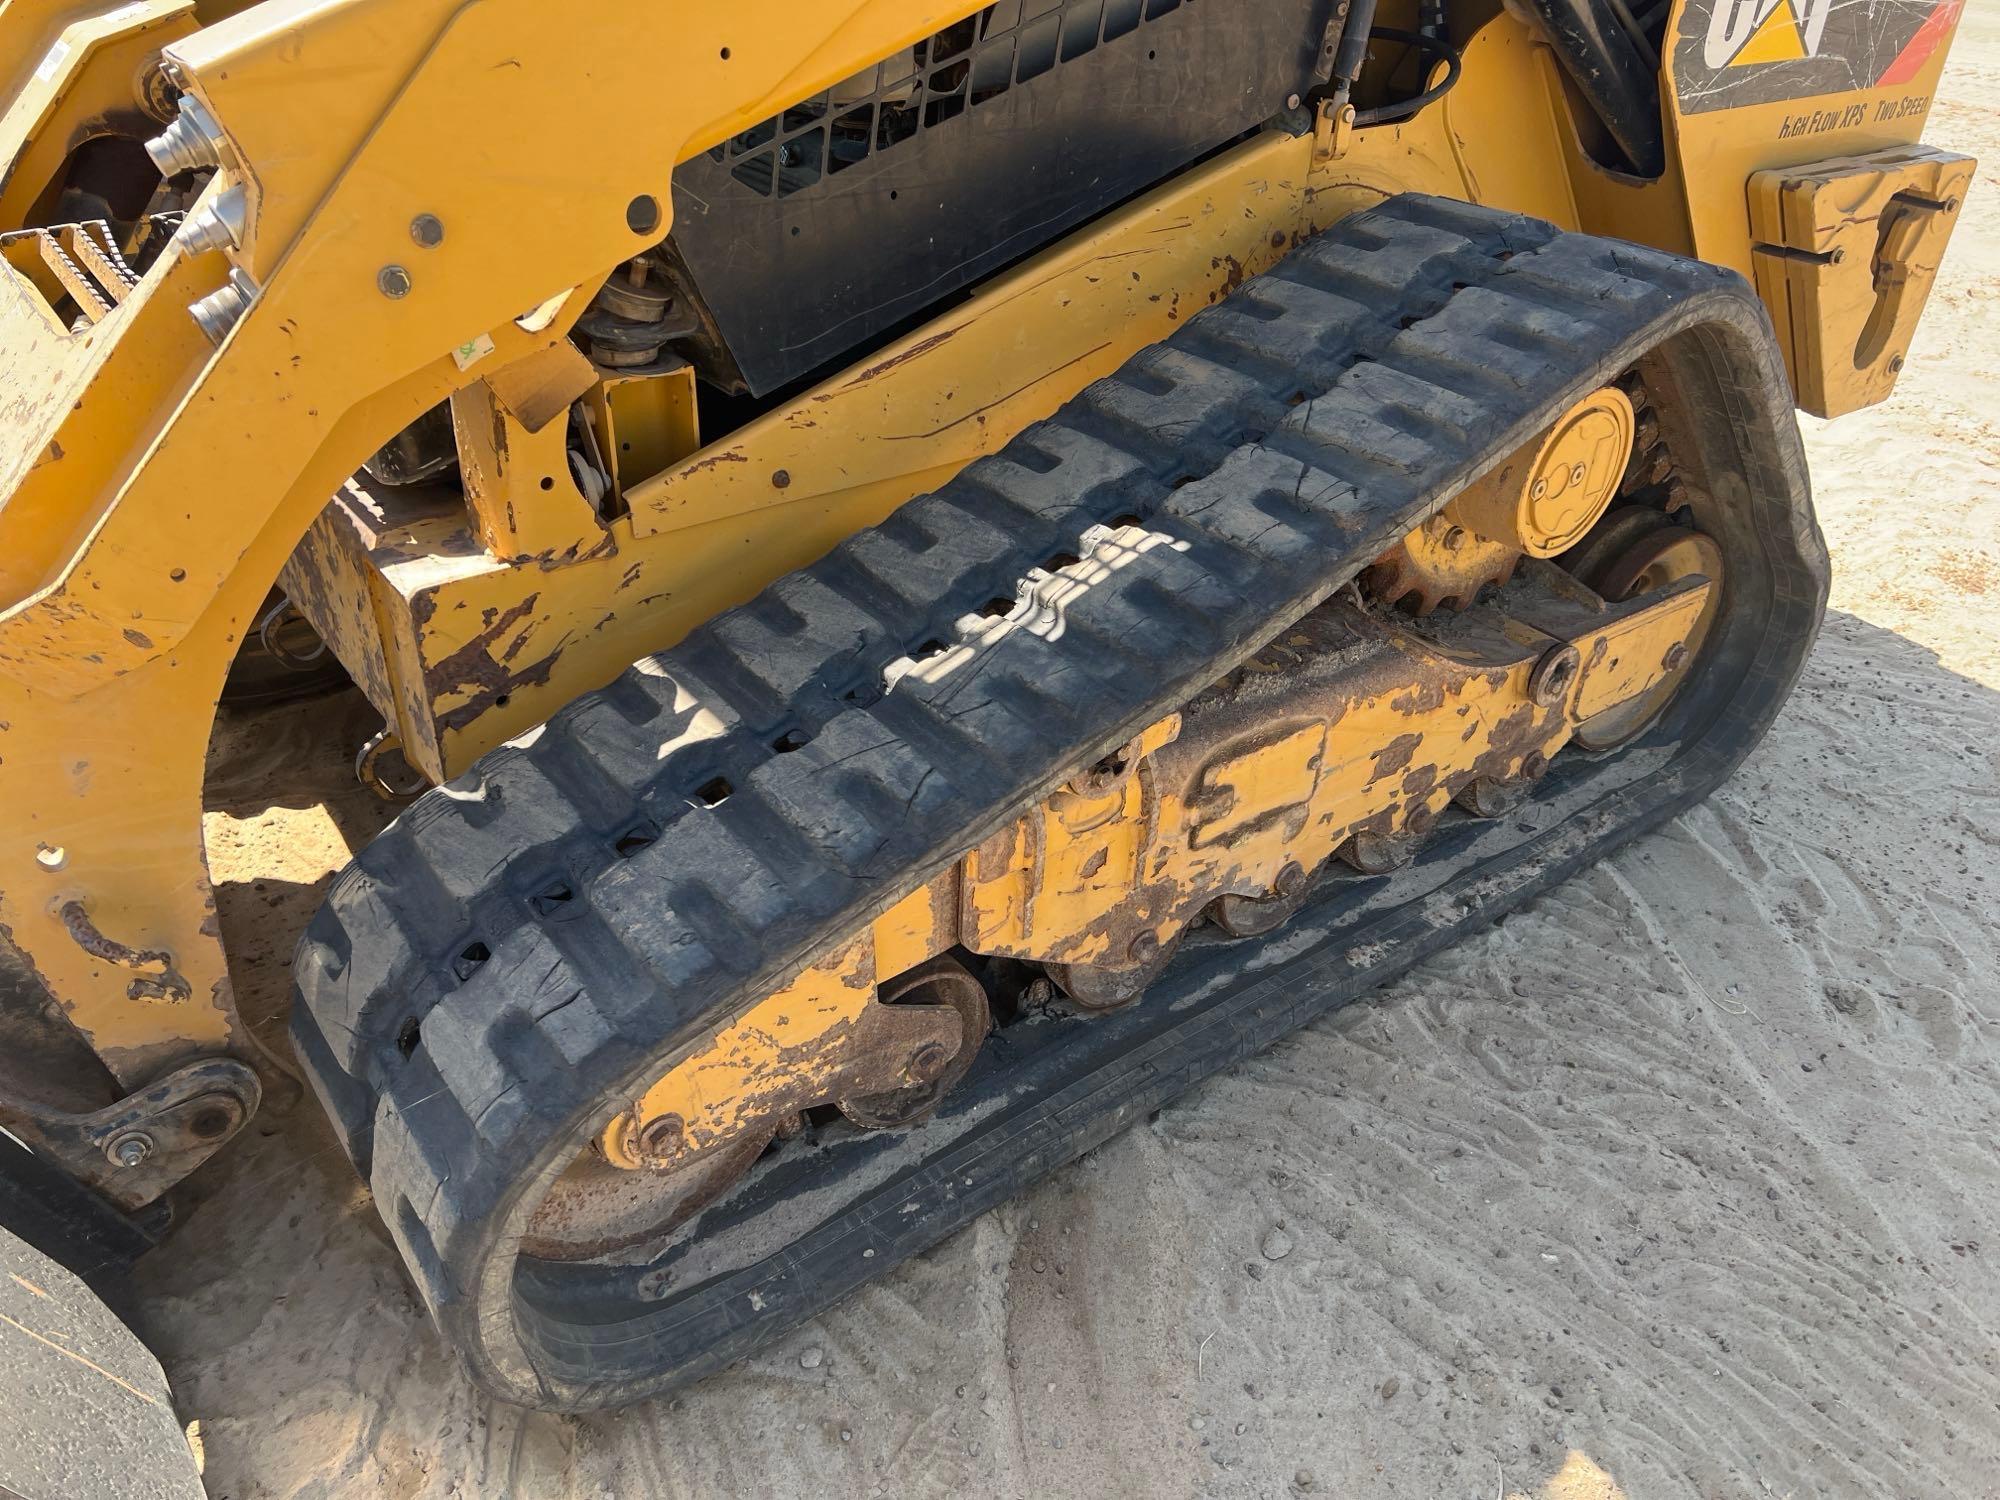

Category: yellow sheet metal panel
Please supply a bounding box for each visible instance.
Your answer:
[289,35,1588,784]
[596,364,701,497]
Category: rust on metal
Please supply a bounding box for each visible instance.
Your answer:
[59,901,190,1004]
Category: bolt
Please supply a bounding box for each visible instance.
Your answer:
[1530,478,1548,501]
[377,264,412,299]
[1441,525,1467,553]
[637,1113,685,1157]
[1888,354,1905,374]
[409,213,445,249]
[1569,462,1587,486]
[1944,196,1960,213]
[772,468,792,490]
[1663,642,1691,671]
[1830,247,1847,264]
[907,1041,952,1083]
[1285,92,1302,111]
[106,1132,154,1168]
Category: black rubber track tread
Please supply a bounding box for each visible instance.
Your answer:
[292,195,1828,1408]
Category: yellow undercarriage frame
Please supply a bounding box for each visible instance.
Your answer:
[0,0,1965,1204]
[599,556,1711,1175]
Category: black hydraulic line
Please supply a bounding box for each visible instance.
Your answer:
[1352,28,1463,127]
[1601,0,1660,70]
[1517,0,1665,178]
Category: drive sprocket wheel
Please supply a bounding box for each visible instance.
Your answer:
[1364,383,1636,615]
[1361,512,1519,615]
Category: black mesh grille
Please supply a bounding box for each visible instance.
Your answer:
[714,0,1179,199]
[670,0,1326,394]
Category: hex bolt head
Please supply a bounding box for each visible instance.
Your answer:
[907,1041,952,1083]
[410,214,445,249]
[1663,642,1691,672]
[377,264,413,299]
[637,1113,685,1157]
[107,1132,154,1168]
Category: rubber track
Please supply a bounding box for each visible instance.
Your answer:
[292,195,1819,1406]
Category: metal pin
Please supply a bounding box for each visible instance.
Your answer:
[188,268,259,344]
[177,183,248,255]
[144,95,227,176]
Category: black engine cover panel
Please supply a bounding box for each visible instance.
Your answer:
[669,0,1332,395]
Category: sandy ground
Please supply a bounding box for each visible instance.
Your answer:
[127,23,2000,1500]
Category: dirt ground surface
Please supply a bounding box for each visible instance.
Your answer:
[128,21,1999,1499]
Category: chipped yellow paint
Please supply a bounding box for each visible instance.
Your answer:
[0,0,1964,1174]
[599,937,879,1170]
[605,558,1710,1173]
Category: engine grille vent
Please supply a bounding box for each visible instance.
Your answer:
[715,0,1182,199]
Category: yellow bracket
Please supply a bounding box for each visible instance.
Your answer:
[1748,144,1975,417]
[0,0,1009,1090]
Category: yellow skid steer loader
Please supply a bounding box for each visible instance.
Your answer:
[0,0,1971,1410]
